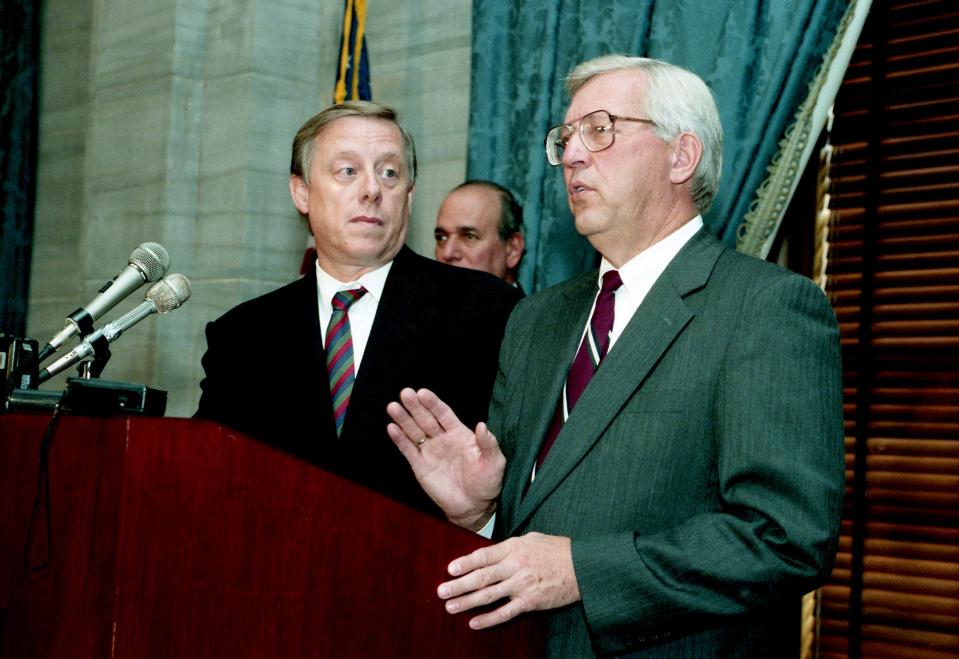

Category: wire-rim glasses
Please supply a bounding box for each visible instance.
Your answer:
[545,110,656,166]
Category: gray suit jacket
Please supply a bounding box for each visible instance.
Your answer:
[490,228,844,657]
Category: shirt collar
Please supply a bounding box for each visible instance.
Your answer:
[599,216,703,294]
[315,259,393,308]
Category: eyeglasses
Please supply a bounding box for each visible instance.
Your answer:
[545,110,656,166]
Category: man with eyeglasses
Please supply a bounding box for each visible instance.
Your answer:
[387,55,843,657]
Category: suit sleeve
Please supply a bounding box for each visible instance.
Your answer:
[452,282,523,430]
[486,294,531,467]
[571,274,845,653]
[195,317,231,422]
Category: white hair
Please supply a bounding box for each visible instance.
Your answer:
[567,54,724,213]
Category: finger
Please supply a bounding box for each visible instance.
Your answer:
[385,400,414,433]
[417,389,467,434]
[387,422,421,463]
[447,542,510,579]
[474,422,500,455]
[467,598,527,630]
[400,388,445,439]
[438,555,514,601]
[443,576,512,615]
[389,392,433,445]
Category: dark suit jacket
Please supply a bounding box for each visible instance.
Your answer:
[197,246,522,514]
[490,228,845,657]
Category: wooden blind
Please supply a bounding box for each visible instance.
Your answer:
[817,0,959,657]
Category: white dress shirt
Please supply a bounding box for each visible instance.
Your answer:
[601,215,703,351]
[315,260,393,373]
[557,215,703,422]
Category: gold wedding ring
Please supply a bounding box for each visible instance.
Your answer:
[414,436,428,446]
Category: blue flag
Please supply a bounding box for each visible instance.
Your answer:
[334,0,372,103]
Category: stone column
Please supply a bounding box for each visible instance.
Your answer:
[29,0,471,417]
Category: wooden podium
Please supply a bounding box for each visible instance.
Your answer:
[0,413,544,658]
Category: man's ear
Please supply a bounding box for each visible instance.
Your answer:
[505,232,525,269]
[669,132,703,186]
[290,175,310,215]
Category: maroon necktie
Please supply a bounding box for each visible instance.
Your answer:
[536,270,623,470]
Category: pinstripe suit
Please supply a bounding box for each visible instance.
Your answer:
[490,228,844,657]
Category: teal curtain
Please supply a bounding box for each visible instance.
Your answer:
[467,0,848,292]
[0,0,40,335]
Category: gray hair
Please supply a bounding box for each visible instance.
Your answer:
[290,100,417,187]
[566,54,723,213]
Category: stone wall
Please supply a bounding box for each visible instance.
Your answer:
[28,0,472,416]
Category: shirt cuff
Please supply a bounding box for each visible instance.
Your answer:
[476,513,496,539]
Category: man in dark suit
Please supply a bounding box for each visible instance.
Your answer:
[387,55,845,656]
[434,180,526,291]
[196,101,521,514]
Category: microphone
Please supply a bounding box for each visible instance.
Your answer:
[39,242,171,361]
[37,274,192,384]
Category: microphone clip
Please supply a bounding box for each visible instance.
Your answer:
[66,308,97,340]
[78,332,112,380]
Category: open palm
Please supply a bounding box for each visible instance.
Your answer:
[387,388,505,531]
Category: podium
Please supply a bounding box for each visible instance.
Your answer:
[0,414,544,658]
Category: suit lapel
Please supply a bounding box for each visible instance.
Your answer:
[291,266,337,439]
[343,247,429,441]
[506,228,724,535]
[499,274,595,528]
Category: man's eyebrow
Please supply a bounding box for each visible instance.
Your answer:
[328,148,403,161]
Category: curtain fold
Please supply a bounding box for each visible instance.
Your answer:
[0,0,41,335]
[738,0,870,257]
[468,0,849,292]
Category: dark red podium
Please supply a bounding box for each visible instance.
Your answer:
[0,413,543,658]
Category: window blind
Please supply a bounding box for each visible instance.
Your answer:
[816,1,959,657]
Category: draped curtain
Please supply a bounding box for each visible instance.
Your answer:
[467,0,849,292]
[0,0,40,336]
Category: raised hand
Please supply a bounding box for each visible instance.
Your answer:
[387,387,505,531]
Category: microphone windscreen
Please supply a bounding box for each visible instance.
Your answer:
[131,243,171,282]
[147,274,192,313]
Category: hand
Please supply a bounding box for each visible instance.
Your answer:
[438,533,581,629]
[387,388,505,530]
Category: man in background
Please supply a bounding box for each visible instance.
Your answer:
[197,101,521,514]
[434,180,525,290]
[387,55,844,656]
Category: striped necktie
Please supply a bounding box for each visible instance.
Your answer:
[536,270,622,469]
[326,287,367,437]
